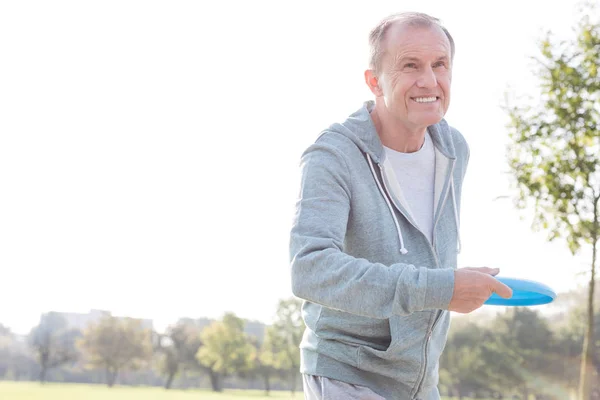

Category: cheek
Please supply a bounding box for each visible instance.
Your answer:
[391,81,411,103]
[444,83,451,107]
[441,73,451,91]
[439,77,451,105]
[381,74,398,97]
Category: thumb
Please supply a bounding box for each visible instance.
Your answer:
[483,267,500,276]
[493,280,513,299]
[463,267,500,276]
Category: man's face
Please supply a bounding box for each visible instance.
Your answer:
[377,23,452,131]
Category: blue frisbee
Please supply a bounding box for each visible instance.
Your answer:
[484,277,557,306]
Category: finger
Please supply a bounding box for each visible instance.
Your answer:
[464,267,499,276]
[493,281,513,299]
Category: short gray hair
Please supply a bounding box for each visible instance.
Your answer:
[368,12,455,75]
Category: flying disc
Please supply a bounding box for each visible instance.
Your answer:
[484,277,556,306]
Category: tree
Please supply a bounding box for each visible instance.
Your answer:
[0,323,13,378]
[505,3,600,398]
[253,326,287,395]
[268,297,305,394]
[154,333,179,389]
[154,321,203,389]
[196,312,256,392]
[28,312,79,383]
[492,308,561,398]
[77,315,152,387]
[0,323,10,337]
[439,323,489,399]
[440,310,576,399]
[553,294,600,395]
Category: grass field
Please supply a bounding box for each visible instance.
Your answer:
[0,381,301,399]
[0,381,476,399]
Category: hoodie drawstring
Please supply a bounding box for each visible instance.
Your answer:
[367,153,462,255]
[367,154,409,255]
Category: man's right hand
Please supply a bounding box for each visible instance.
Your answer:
[448,267,513,314]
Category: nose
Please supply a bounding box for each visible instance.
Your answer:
[416,66,437,88]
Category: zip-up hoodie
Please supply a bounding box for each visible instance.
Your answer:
[289,101,469,400]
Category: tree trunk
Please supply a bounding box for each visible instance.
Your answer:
[263,373,271,396]
[38,351,49,384]
[579,203,597,400]
[208,370,222,392]
[106,367,119,387]
[39,366,47,383]
[522,385,529,400]
[289,368,297,395]
[165,371,176,389]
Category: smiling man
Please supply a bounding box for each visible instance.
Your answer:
[289,12,512,400]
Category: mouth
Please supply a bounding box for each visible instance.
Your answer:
[411,96,439,103]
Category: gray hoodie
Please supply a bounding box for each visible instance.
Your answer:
[289,101,469,400]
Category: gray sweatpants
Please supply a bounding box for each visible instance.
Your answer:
[302,374,387,400]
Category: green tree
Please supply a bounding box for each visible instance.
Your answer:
[196,312,256,392]
[253,325,289,395]
[0,324,36,381]
[478,336,525,398]
[553,292,600,394]
[492,308,561,398]
[505,3,600,398]
[268,297,305,394]
[154,333,179,389]
[439,323,489,399]
[154,321,204,389]
[77,316,152,387]
[553,321,590,392]
[441,310,572,399]
[28,313,79,383]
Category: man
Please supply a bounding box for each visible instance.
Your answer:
[289,12,513,400]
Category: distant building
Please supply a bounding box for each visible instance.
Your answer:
[44,309,153,332]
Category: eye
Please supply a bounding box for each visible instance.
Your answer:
[404,63,417,69]
[433,61,446,68]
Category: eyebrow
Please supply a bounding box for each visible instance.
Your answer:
[396,55,449,64]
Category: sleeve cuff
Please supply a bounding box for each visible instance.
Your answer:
[423,268,455,310]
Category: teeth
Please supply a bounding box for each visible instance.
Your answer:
[414,97,437,103]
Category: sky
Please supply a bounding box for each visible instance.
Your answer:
[0,0,593,335]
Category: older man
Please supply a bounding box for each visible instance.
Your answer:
[289,12,512,400]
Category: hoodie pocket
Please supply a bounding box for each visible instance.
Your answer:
[358,311,433,383]
[315,309,391,349]
[313,309,392,368]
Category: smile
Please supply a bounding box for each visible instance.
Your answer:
[412,96,438,103]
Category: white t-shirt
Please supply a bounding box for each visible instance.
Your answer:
[383,134,436,243]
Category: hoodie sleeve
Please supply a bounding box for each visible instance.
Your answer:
[290,141,455,319]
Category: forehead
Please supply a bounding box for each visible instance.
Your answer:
[383,23,451,61]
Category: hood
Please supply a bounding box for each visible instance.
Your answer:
[323,100,458,164]
[321,100,463,255]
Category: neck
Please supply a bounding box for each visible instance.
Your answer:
[370,101,426,153]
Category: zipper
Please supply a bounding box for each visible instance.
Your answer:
[412,162,455,399]
[413,310,444,398]
[376,160,454,399]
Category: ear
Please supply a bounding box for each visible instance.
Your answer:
[364,69,383,97]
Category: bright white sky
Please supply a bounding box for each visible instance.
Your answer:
[0,0,592,335]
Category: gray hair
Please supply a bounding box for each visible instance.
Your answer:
[368,12,455,75]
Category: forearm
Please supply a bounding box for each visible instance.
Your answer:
[290,238,455,318]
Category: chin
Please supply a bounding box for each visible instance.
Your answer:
[418,116,444,127]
